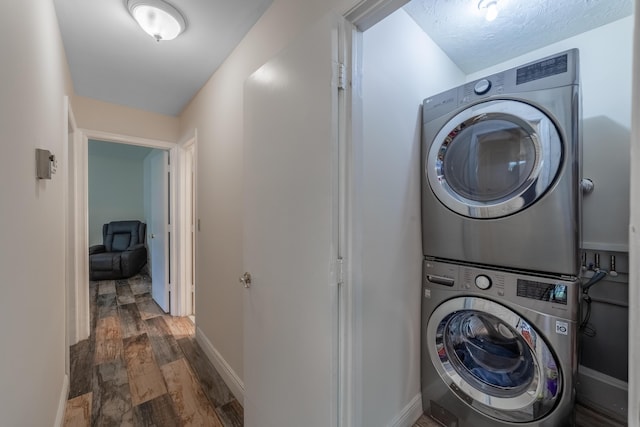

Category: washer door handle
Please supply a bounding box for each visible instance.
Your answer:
[427,275,455,287]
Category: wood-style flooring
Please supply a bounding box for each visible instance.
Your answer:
[63,273,242,427]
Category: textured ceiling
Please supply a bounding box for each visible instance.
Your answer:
[54,0,273,116]
[404,0,634,74]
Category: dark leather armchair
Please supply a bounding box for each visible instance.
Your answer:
[89,220,147,281]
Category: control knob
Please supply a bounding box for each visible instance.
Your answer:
[474,79,492,95]
[475,274,492,290]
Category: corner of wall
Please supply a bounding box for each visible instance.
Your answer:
[195,326,245,405]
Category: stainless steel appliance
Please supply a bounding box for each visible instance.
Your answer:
[421,259,579,426]
[421,49,581,277]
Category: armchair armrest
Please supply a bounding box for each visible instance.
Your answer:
[126,243,146,252]
[89,244,106,255]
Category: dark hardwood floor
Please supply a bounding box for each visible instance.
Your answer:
[64,272,242,427]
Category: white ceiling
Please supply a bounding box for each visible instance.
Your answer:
[54,0,273,116]
[403,0,634,74]
[54,0,633,117]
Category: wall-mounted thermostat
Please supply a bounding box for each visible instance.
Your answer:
[36,148,56,180]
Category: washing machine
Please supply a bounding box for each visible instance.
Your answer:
[421,49,581,277]
[421,259,579,426]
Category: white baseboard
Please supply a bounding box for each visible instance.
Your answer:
[195,326,245,405]
[54,374,69,427]
[577,364,627,422]
[388,393,424,427]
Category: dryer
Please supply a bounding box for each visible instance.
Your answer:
[421,49,581,277]
[421,259,579,426]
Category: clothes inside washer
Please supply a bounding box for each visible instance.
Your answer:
[443,311,536,394]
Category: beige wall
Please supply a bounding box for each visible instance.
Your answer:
[179,0,354,382]
[73,95,180,142]
[0,0,75,424]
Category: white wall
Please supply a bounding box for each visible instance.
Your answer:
[467,17,633,251]
[0,0,74,425]
[360,9,465,425]
[73,95,180,143]
[88,141,149,246]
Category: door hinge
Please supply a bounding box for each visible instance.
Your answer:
[337,257,345,285]
[337,63,346,91]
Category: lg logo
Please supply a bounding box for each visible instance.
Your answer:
[556,321,569,335]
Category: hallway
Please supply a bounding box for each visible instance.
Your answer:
[64,273,242,426]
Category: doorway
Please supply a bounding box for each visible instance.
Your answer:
[68,129,189,344]
[344,0,634,424]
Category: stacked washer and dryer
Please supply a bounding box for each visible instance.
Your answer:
[420,49,582,426]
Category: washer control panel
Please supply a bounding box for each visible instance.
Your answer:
[517,279,568,305]
[423,259,579,318]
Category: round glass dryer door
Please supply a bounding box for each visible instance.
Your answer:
[427,100,562,218]
[426,297,561,422]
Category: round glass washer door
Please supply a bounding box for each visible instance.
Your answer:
[426,100,563,219]
[426,297,561,422]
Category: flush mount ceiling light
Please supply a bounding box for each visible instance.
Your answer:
[478,0,499,22]
[128,0,186,42]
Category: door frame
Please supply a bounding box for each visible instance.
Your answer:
[63,96,78,367]
[333,2,413,426]
[69,128,185,342]
[177,132,197,317]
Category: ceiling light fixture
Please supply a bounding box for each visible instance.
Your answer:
[478,0,499,22]
[127,0,186,42]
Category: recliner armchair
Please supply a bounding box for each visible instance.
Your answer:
[89,220,147,281]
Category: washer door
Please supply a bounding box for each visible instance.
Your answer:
[427,100,562,218]
[426,297,561,422]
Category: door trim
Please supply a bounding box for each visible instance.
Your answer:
[73,128,183,335]
[177,132,197,317]
[338,2,413,425]
[64,96,78,351]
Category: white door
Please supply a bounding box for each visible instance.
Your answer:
[243,13,345,427]
[149,150,169,312]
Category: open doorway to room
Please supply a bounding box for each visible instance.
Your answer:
[67,129,197,346]
[87,140,170,311]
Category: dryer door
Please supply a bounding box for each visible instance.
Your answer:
[426,100,562,218]
[426,297,561,422]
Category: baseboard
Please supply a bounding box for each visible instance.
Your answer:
[54,374,69,427]
[388,393,424,427]
[576,364,627,423]
[195,327,245,405]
